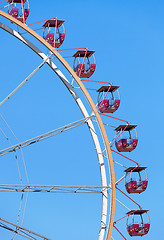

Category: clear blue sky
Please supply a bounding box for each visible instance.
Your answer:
[0,0,163,239]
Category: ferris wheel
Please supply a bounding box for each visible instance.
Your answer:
[0,1,150,240]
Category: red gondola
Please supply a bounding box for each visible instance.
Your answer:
[73,50,96,78]
[115,125,138,152]
[97,85,120,113]
[8,0,30,23]
[125,167,148,194]
[43,19,65,48]
[127,210,150,237]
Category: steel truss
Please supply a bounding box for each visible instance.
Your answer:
[0,116,93,156]
[0,217,50,240]
[0,53,53,108]
[0,184,111,193]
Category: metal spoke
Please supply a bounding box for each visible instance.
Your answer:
[0,223,35,240]
[0,114,30,233]
[0,217,51,240]
[113,160,127,169]
[0,116,92,157]
[0,53,53,107]
[108,192,130,211]
[116,175,126,185]
[0,184,111,193]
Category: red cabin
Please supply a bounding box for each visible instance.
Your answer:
[73,50,96,78]
[97,85,120,113]
[115,125,138,152]
[8,0,30,23]
[125,167,148,194]
[127,210,150,237]
[43,19,65,48]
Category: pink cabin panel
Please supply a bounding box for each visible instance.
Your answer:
[142,180,148,190]
[115,99,120,110]
[75,64,96,78]
[44,33,54,46]
[126,181,137,193]
[80,71,90,78]
[131,180,137,191]
[128,223,150,236]
[133,139,138,149]
[78,64,85,73]
[74,64,85,76]
[81,72,90,78]
[90,64,96,74]
[83,63,96,78]
[115,139,127,152]
[133,224,139,235]
[127,226,131,235]
[60,33,65,43]
[126,180,148,194]
[55,33,65,48]
[144,223,150,234]
[98,99,120,113]
[9,8,18,18]
[55,41,61,48]
[129,225,133,236]
[128,224,139,236]
[24,9,30,20]
[17,17,24,23]
[98,99,109,113]
[116,138,137,152]
[126,182,132,193]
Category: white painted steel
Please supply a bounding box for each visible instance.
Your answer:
[0,217,50,240]
[0,23,109,240]
[0,53,53,107]
[0,184,111,193]
[0,116,93,156]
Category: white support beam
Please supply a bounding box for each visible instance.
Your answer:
[0,116,92,156]
[0,184,111,193]
[0,54,53,107]
[0,217,51,240]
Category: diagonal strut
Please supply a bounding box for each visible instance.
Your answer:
[0,217,51,240]
[0,53,53,107]
[0,116,93,157]
[0,184,111,193]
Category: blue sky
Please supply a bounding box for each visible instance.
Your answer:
[0,0,163,239]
